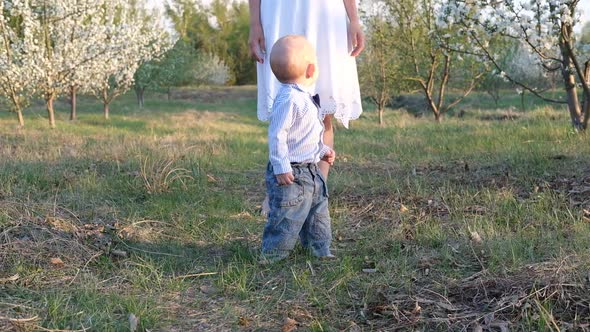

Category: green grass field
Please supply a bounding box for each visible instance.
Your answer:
[1,87,590,331]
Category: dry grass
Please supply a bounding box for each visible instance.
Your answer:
[0,201,103,331]
[0,201,102,275]
[351,245,590,331]
[138,154,194,194]
[1,90,590,331]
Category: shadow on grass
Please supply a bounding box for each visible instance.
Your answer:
[0,202,259,331]
[388,90,566,117]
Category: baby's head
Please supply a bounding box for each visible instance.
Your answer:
[270,35,318,86]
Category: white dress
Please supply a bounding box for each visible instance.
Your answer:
[257,0,363,128]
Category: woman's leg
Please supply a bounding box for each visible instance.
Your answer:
[318,114,334,178]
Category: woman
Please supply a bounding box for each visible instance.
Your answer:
[248,0,365,178]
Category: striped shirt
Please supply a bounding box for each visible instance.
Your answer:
[268,83,330,175]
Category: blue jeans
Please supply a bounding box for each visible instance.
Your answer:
[261,162,332,259]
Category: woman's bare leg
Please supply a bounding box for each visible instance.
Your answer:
[318,115,334,178]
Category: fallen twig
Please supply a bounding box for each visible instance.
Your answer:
[0,274,19,284]
[174,272,218,279]
[118,240,184,257]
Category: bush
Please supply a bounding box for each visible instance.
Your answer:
[193,53,230,86]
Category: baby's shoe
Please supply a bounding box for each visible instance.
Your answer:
[318,253,337,261]
[258,251,289,265]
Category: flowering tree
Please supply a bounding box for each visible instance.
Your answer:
[1,0,172,126]
[440,0,590,130]
[134,40,230,108]
[28,0,113,128]
[64,2,108,122]
[133,61,163,108]
[134,39,197,107]
[359,12,407,126]
[85,1,172,119]
[192,52,230,86]
[0,0,39,127]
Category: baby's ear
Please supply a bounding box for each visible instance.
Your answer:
[305,63,316,79]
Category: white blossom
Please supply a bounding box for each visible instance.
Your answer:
[439,0,588,129]
[83,0,174,116]
[0,0,40,123]
[0,0,173,125]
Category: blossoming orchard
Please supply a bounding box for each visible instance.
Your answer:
[0,0,172,127]
[1,0,589,130]
[439,0,590,130]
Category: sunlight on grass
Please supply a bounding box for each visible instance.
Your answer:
[1,89,590,330]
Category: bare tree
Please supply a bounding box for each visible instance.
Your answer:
[384,0,486,122]
[359,13,405,126]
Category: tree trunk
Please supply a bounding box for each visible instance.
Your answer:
[103,89,110,120]
[583,98,590,130]
[425,93,442,123]
[582,61,590,129]
[379,107,384,127]
[562,67,582,129]
[16,109,24,127]
[47,96,56,128]
[135,86,145,108]
[104,103,110,120]
[70,85,77,121]
[487,90,499,107]
[520,91,526,112]
[422,86,437,121]
[436,55,451,111]
[434,112,442,123]
[559,41,583,129]
[167,87,172,101]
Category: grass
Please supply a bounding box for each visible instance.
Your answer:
[1,88,590,331]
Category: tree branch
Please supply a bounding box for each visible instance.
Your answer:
[436,53,451,111]
[469,30,567,104]
[562,24,590,98]
[443,71,486,113]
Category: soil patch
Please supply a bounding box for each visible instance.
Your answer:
[360,258,590,330]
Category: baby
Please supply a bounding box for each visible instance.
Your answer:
[260,35,336,263]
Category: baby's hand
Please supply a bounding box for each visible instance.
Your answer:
[276,172,294,186]
[322,149,336,166]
